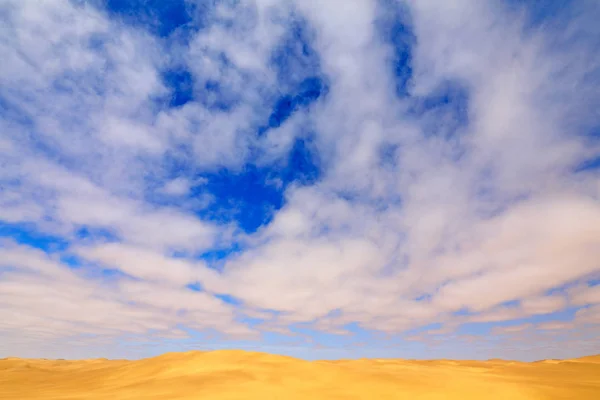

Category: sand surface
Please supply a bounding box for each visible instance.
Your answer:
[1,351,599,399]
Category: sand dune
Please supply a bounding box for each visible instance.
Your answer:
[1,351,599,399]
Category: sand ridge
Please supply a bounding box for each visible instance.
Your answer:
[1,351,599,399]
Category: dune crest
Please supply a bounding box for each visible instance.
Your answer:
[1,351,599,399]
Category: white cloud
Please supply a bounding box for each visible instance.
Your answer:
[0,0,598,359]
[570,284,600,306]
[74,242,219,287]
[0,242,251,345]
[159,178,192,196]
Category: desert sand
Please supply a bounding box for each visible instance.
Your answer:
[1,350,599,399]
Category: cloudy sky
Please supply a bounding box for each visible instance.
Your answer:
[0,0,599,361]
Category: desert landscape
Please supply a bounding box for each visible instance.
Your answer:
[1,350,599,399]
[2,2,600,400]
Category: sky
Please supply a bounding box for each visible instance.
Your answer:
[0,0,599,361]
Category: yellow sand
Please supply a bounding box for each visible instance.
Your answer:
[1,351,599,399]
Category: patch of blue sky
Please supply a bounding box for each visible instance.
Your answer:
[58,254,85,269]
[499,300,520,308]
[13,224,117,272]
[186,282,203,292]
[280,318,372,348]
[155,150,194,183]
[299,329,357,349]
[406,82,470,162]
[196,79,240,113]
[269,16,322,94]
[74,225,120,243]
[98,267,132,282]
[159,52,245,113]
[505,0,580,31]
[0,91,21,119]
[407,81,469,129]
[0,222,68,253]
[50,68,103,99]
[214,293,243,306]
[574,156,600,173]
[452,308,471,317]
[195,243,243,271]
[161,68,194,108]
[545,281,581,296]
[0,223,121,276]
[341,322,375,339]
[258,84,308,131]
[101,0,198,38]
[186,283,242,305]
[378,143,399,169]
[458,307,580,337]
[261,77,325,132]
[258,22,327,135]
[237,316,265,329]
[192,136,320,234]
[378,1,470,155]
[278,137,321,185]
[544,277,600,296]
[377,0,415,98]
[402,322,443,336]
[254,331,299,345]
[414,293,431,302]
[0,92,36,132]
[193,165,286,233]
[69,253,136,282]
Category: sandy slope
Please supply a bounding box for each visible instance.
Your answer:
[1,351,599,399]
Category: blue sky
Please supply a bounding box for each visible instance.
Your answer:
[0,0,599,361]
